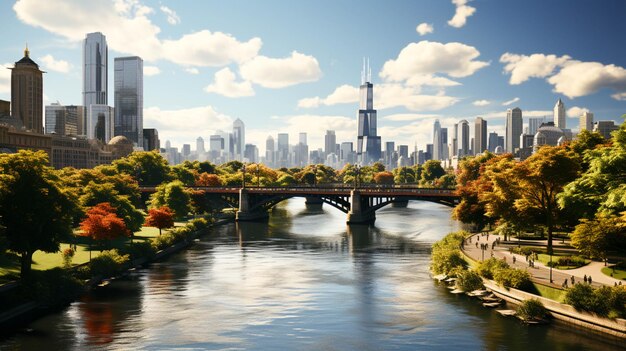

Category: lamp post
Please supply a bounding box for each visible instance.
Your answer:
[242,164,247,189]
[549,247,553,283]
[256,164,260,187]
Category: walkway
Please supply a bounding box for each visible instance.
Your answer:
[461,233,624,289]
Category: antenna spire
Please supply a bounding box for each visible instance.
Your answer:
[24,43,29,57]
[361,57,366,85]
[367,57,371,83]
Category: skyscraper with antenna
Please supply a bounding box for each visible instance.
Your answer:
[356,58,381,165]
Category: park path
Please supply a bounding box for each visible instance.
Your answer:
[461,233,623,289]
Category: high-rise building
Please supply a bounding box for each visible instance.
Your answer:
[580,111,594,131]
[325,130,336,158]
[244,144,258,163]
[451,123,458,157]
[143,128,160,150]
[474,117,487,155]
[265,135,275,167]
[356,60,381,165]
[11,46,43,133]
[528,117,546,135]
[488,132,499,152]
[114,56,143,147]
[433,120,442,160]
[182,144,191,158]
[83,32,108,107]
[398,145,409,158]
[233,118,245,161]
[196,136,205,153]
[295,132,308,167]
[340,142,354,164]
[505,107,523,153]
[440,128,448,160]
[86,105,114,143]
[554,98,566,129]
[593,121,618,139]
[457,120,470,157]
[277,133,289,167]
[45,102,80,136]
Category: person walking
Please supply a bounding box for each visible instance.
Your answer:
[563,279,568,288]
[588,276,592,284]
[571,276,575,285]
[583,275,587,284]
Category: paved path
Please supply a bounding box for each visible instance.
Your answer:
[462,233,624,289]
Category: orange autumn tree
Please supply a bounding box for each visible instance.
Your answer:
[80,202,131,242]
[144,206,175,235]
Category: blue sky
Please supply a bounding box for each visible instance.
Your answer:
[0,0,624,152]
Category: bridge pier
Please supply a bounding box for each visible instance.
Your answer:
[346,190,376,224]
[236,189,269,222]
[305,196,323,209]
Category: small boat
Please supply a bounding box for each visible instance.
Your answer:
[444,277,457,283]
[467,289,488,297]
[433,274,447,281]
[450,289,465,294]
[480,295,502,303]
[496,309,517,317]
[97,280,110,288]
[483,301,502,308]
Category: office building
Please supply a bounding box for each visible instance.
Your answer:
[83,32,108,107]
[11,46,43,133]
[341,142,354,164]
[356,60,381,165]
[457,120,470,157]
[505,107,523,153]
[265,135,275,167]
[45,102,79,136]
[114,56,143,147]
[580,111,594,131]
[554,98,566,129]
[325,130,336,158]
[528,117,545,135]
[277,133,289,167]
[593,121,618,139]
[233,118,245,161]
[86,104,114,143]
[433,120,442,160]
[474,117,487,155]
[244,144,258,163]
[488,132,498,153]
[143,128,160,151]
[196,136,205,154]
[440,128,448,160]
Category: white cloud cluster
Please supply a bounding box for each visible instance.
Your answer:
[143,65,160,76]
[448,0,476,28]
[185,67,199,75]
[566,106,589,118]
[13,0,322,98]
[380,41,489,82]
[500,52,626,99]
[297,85,358,108]
[502,97,520,106]
[159,5,180,25]
[416,23,434,36]
[472,99,490,106]
[612,92,626,101]
[205,68,254,97]
[39,54,71,73]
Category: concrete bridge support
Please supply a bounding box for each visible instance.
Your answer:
[304,196,323,209]
[236,189,269,222]
[346,190,376,224]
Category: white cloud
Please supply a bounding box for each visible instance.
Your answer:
[416,23,434,36]
[500,53,570,85]
[472,99,490,106]
[566,106,589,118]
[240,51,321,88]
[448,0,476,28]
[185,67,199,75]
[297,84,358,108]
[380,41,489,84]
[143,65,160,76]
[204,67,254,98]
[612,92,626,101]
[13,0,261,67]
[482,110,551,120]
[144,105,233,147]
[0,63,13,94]
[39,54,71,73]
[501,97,520,106]
[383,113,441,122]
[160,5,180,25]
[547,60,626,99]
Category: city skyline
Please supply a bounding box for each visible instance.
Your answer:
[0,0,624,153]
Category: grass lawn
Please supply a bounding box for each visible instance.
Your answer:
[529,283,566,303]
[601,266,626,280]
[536,253,589,270]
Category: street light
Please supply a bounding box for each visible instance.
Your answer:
[256,164,260,187]
[242,164,247,189]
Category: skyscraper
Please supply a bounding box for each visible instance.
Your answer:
[86,105,114,142]
[277,133,289,167]
[11,46,43,133]
[505,107,523,153]
[474,117,487,155]
[440,128,448,160]
[83,32,108,107]
[580,111,594,131]
[356,60,381,165]
[488,132,499,152]
[325,130,336,158]
[45,102,79,136]
[452,123,458,157]
[457,120,470,157]
[433,120,441,160]
[528,117,546,135]
[296,132,308,166]
[114,56,143,147]
[554,98,565,129]
[265,135,275,167]
[196,136,205,153]
[233,118,245,161]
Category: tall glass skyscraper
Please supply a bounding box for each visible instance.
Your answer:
[83,32,107,107]
[233,118,245,161]
[114,56,143,147]
[505,107,523,153]
[356,60,381,165]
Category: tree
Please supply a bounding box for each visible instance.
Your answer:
[149,181,192,220]
[112,151,171,186]
[514,146,580,253]
[195,172,222,187]
[171,163,197,186]
[452,153,495,229]
[144,206,175,235]
[420,160,446,186]
[392,166,415,183]
[79,203,130,242]
[373,171,395,185]
[570,215,626,259]
[79,182,144,232]
[435,173,456,189]
[0,151,77,277]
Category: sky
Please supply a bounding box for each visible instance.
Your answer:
[0,0,625,153]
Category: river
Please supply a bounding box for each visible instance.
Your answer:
[0,199,621,350]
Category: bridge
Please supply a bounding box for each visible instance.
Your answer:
[140,185,459,224]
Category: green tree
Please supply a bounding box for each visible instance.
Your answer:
[171,163,198,186]
[392,166,415,183]
[0,151,78,277]
[80,182,144,232]
[373,171,395,185]
[514,146,580,253]
[570,215,626,259]
[452,153,495,229]
[420,160,445,186]
[112,151,172,186]
[149,180,192,220]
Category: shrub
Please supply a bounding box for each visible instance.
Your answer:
[73,265,91,281]
[62,248,75,268]
[547,256,587,268]
[517,299,548,321]
[511,246,544,256]
[476,258,509,279]
[431,231,470,275]
[455,270,484,292]
[152,232,177,251]
[90,249,129,278]
[119,241,156,260]
[606,286,626,319]
[22,268,84,307]
[493,267,532,289]
[564,283,609,316]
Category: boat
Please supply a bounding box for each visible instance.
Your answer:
[467,289,488,297]
[433,274,447,281]
[496,310,517,317]
[450,289,465,294]
[482,301,502,308]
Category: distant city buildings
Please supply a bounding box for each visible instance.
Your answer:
[114,56,143,147]
[554,98,566,129]
[580,111,594,131]
[474,117,487,155]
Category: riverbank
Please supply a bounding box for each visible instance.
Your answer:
[0,216,234,334]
